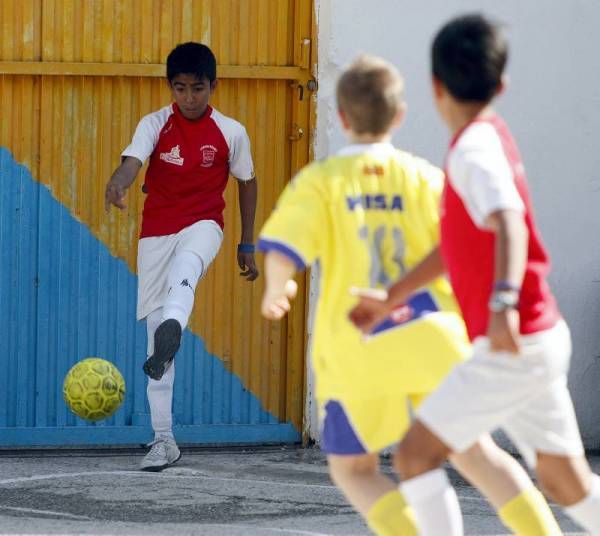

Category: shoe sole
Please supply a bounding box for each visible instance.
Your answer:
[140,452,182,472]
[143,319,182,381]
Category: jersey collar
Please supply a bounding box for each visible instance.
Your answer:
[172,102,213,123]
[449,110,498,149]
[337,142,396,157]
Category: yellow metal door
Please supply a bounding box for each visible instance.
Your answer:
[0,0,315,446]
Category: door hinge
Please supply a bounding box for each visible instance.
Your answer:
[291,79,317,101]
[291,81,304,101]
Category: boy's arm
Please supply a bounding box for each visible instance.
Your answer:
[258,164,325,318]
[261,251,298,320]
[237,177,259,281]
[387,245,445,303]
[105,157,142,211]
[447,125,528,353]
[349,246,444,334]
[106,112,161,212]
[485,209,528,353]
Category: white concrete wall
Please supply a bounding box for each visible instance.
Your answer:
[313,0,600,447]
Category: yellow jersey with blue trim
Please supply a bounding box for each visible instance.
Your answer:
[258,143,469,401]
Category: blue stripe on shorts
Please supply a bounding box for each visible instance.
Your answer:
[321,400,366,455]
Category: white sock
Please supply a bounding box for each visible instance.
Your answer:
[147,365,175,434]
[145,308,174,435]
[565,473,600,535]
[400,468,464,536]
[162,250,204,330]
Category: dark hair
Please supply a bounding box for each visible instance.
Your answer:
[166,42,217,83]
[336,55,404,135]
[432,14,507,102]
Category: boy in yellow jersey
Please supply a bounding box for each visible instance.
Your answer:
[259,55,560,535]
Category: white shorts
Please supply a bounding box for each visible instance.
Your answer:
[418,320,584,467]
[137,219,223,320]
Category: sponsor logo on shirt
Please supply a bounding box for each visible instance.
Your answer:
[200,144,217,168]
[346,194,403,211]
[160,145,184,166]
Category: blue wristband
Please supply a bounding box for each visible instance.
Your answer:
[237,243,255,254]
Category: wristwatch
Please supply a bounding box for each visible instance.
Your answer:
[488,290,519,313]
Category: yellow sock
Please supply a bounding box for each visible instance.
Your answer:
[366,489,417,536]
[498,487,562,536]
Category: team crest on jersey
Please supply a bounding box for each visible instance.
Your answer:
[200,144,218,167]
[160,145,184,166]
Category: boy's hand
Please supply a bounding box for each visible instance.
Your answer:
[105,157,142,212]
[105,180,127,211]
[348,287,392,335]
[261,280,298,320]
[487,309,520,354]
[238,251,259,281]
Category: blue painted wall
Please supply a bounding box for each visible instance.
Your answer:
[0,148,299,447]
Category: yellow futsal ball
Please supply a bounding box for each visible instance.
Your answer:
[63,358,125,421]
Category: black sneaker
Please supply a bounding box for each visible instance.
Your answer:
[143,319,182,380]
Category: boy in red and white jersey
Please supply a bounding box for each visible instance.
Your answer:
[105,43,258,471]
[351,14,600,535]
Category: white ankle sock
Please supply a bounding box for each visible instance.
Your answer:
[400,468,463,536]
[155,431,175,441]
[565,473,600,535]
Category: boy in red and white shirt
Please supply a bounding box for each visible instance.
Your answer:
[105,43,258,471]
[351,14,600,535]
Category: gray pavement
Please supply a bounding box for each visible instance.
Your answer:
[0,446,593,535]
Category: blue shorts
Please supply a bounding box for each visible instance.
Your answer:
[319,395,426,455]
[320,400,367,455]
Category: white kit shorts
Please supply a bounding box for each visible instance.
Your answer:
[417,320,584,467]
[137,219,223,320]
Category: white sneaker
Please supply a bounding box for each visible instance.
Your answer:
[140,437,181,472]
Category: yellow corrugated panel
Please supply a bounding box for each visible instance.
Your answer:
[0,0,315,430]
